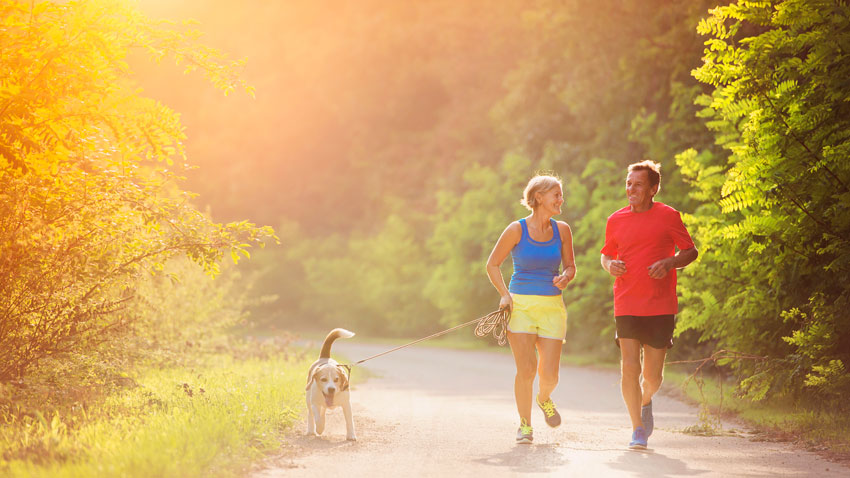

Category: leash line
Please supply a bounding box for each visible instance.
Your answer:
[353,308,510,365]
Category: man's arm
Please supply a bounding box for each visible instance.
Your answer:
[647,247,698,279]
[601,254,626,277]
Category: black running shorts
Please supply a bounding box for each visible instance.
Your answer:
[614,314,675,350]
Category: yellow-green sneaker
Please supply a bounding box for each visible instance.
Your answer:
[516,417,533,444]
[536,394,562,428]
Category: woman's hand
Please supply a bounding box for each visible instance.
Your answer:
[552,272,573,290]
[499,294,513,311]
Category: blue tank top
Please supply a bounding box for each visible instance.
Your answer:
[509,218,562,296]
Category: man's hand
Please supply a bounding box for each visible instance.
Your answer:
[607,259,627,277]
[647,258,672,279]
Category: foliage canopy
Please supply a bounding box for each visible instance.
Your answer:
[0,0,273,381]
[679,0,850,405]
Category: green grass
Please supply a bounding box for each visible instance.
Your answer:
[664,368,850,455]
[0,352,313,478]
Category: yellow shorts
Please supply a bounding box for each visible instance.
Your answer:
[508,293,567,340]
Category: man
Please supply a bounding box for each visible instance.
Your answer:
[600,160,698,449]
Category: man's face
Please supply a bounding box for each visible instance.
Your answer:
[626,170,658,209]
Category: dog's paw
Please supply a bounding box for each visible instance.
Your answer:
[346,435,357,441]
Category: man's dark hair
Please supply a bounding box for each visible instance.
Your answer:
[628,160,661,187]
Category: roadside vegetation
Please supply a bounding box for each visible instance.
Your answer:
[3,0,849,474]
[1,346,310,478]
[666,367,850,459]
[0,1,286,476]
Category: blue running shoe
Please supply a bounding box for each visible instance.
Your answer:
[629,426,648,449]
[641,401,653,437]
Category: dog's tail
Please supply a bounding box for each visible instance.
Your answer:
[320,328,355,358]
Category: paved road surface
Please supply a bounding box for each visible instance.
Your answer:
[251,342,847,477]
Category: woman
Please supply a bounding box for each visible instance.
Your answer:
[486,174,576,444]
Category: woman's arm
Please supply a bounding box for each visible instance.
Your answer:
[553,221,576,290]
[486,222,521,309]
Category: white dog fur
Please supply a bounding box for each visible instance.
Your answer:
[305,328,356,440]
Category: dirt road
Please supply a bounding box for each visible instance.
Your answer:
[251,342,848,477]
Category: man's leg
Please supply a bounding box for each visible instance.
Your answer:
[641,344,667,406]
[508,331,538,424]
[535,337,562,402]
[619,338,643,429]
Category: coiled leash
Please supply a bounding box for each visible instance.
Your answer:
[351,307,511,366]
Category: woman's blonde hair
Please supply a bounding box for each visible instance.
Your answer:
[520,174,562,211]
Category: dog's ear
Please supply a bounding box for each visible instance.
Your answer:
[305,366,321,391]
[336,365,351,391]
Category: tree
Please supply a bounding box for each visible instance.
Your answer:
[489,0,719,355]
[679,0,850,406]
[425,154,534,328]
[0,0,273,381]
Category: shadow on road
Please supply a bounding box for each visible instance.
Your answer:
[471,443,569,473]
[608,449,709,477]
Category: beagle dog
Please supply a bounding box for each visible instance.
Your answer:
[305,328,356,440]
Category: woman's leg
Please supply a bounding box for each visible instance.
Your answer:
[535,337,563,402]
[507,331,538,423]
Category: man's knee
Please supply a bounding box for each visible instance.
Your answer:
[643,370,664,389]
[621,357,642,381]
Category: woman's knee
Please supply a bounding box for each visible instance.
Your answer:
[516,361,537,381]
[510,335,538,380]
[537,361,559,385]
[539,370,559,388]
